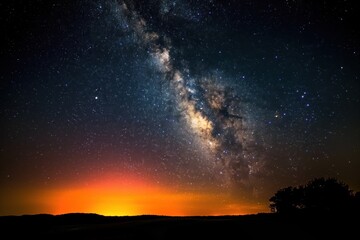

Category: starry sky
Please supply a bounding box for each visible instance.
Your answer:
[1,0,359,216]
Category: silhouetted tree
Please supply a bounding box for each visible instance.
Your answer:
[302,178,351,213]
[269,186,304,213]
[353,192,360,213]
[270,178,355,214]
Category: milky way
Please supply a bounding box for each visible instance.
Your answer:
[1,0,359,216]
[116,0,263,187]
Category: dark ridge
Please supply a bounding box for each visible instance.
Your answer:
[0,212,356,239]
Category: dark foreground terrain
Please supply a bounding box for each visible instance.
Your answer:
[0,212,356,239]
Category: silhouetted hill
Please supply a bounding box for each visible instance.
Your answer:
[0,212,356,239]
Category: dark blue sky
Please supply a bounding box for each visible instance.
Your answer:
[1,0,359,214]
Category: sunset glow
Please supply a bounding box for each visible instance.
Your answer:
[1,173,266,216]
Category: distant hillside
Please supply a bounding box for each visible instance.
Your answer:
[0,212,356,239]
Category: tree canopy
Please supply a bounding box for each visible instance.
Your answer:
[269,178,359,214]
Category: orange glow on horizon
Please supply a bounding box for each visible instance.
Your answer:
[0,173,268,216]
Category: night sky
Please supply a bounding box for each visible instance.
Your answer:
[1,0,359,216]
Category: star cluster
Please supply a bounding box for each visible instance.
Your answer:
[0,0,359,215]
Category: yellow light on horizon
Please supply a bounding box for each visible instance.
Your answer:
[0,174,268,216]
